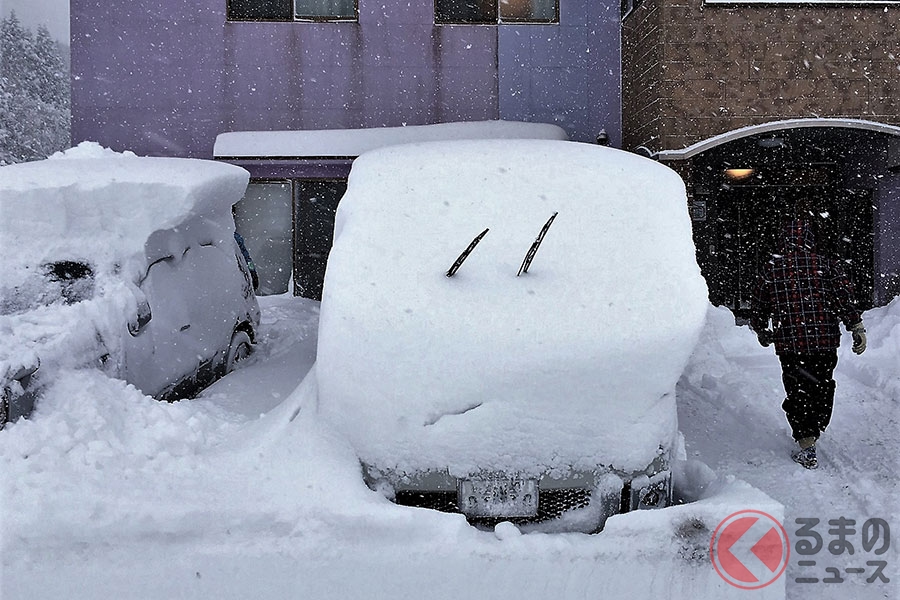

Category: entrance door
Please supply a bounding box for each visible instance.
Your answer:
[293,179,348,300]
[709,186,874,316]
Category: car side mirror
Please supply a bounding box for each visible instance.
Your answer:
[128,298,152,336]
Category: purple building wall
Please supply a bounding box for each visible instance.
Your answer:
[499,3,621,148]
[70,1,622,158]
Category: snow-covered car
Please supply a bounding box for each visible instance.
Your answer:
[315,139,709,532]
[0,148,261,428]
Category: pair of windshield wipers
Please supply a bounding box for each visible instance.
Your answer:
[445,212,558,278]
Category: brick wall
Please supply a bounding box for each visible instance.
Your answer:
[623,0,900,152]
[622,0,663,151]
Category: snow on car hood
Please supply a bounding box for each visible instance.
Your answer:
[316,139,709,478]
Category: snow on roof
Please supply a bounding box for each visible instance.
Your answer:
[213,120,569,158]
[316,139,709,477]
[0,145,249,277]
[657,118,900,160]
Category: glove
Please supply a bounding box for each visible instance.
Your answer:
[850,322,866,355]
[757,329,774,348]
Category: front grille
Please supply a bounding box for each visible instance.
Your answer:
[394,488,593,525]
[395,491,459,514]
[538,488,592,519]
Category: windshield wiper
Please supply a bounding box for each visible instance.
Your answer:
[446,228,489,278]
[517,212,558,276]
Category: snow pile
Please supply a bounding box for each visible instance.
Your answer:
[680,299,900,439]
[838,295,900,399]
[316,139,709,477]
[0,293,804,600]
[8,292,900,598]
[48,140,138,160]
[213,120,568,158]
[0,367,368,546]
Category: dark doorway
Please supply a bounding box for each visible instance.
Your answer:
[293,179,348,300]
[688,127,880,318]
[700,185,874,317]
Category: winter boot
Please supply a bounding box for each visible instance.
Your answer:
[791,438,818,469]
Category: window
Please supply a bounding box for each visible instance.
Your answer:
[621,0,644,19]
[435,0,558,24]
[227,0,357,21]
[227,0,292,20]
[234,181,293,296]
[295,0,356,19]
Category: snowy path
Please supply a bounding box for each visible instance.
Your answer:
[677,306,899,600]
[196,295,320,418]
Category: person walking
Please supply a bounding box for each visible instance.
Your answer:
[750,218,866,469]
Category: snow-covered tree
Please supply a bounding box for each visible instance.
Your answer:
[0,12,70,165]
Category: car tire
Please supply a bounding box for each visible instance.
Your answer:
[225,330,253,374]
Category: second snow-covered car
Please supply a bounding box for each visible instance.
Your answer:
[315,139,709,533]
[0,148,260,428]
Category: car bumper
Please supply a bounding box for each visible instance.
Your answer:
[364,455,673,532]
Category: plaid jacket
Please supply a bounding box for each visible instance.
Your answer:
[750,220,861,354]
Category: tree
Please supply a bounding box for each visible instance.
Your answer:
[32,26,69,107]
[0,11,70,165]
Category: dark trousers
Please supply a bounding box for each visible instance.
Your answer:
[778,351,839,442]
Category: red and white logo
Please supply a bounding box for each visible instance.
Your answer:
[710,510,790,589]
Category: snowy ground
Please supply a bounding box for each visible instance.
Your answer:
[1,294,898,599]
[678,302,900,600]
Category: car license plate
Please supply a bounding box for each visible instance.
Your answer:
[458,476,538,518]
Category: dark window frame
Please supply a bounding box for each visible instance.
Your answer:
[294,0,359,22]
[621,0,643,19]
[292,178,349,300]
[434,0,559,25]
[226,0,360,23]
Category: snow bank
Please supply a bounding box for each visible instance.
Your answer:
[2,358,786,600]
[317,139,709,477]
[37,291,900,599]
[213,120,568,158]
[839,295,900,398]
[681,298,900,416]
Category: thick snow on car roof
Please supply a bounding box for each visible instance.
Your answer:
[0,143,252,394]
[0,144,249,278]
[316,139,710,478]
